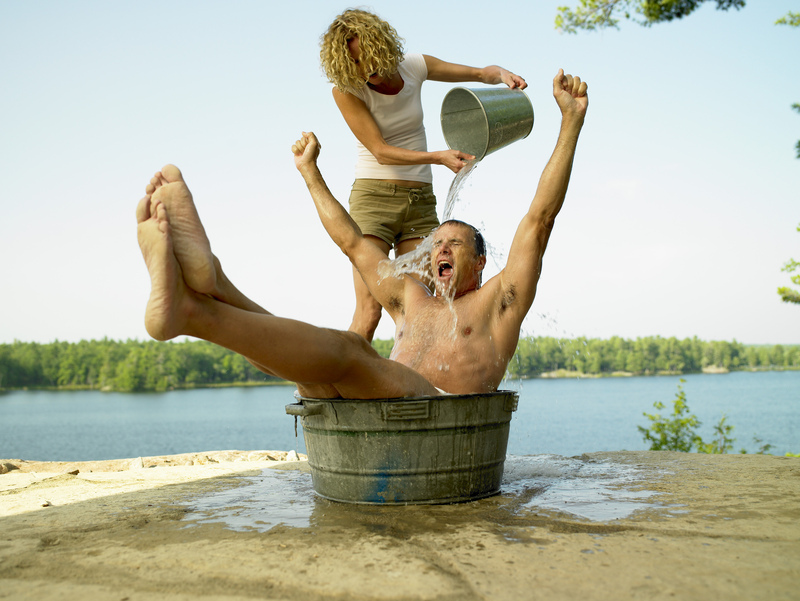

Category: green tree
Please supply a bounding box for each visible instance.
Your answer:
[115,345,146,392]
[775,13,800,159]
[792,103,800,159]
[555,0,745,33]
[776,11,800,27]
[638,379,701,451]
[371,338,394,359]
[779,223,800,305]
[741,436,774,455]
[638,379,738,453]
[695,414,735,454]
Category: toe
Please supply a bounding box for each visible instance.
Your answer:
[136,195,152,223]
[147,172,162,192]
[160,164,184,183]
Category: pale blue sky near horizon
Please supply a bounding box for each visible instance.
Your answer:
[1,0,798,346]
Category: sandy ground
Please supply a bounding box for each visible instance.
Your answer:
[0,450,798,601]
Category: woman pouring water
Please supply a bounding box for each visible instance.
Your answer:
[320,8,526,341]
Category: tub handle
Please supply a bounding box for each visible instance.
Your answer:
[285,403,323,417]
[504,394,519,413]
[382,400,430,421]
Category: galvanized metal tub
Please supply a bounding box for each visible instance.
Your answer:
[285,391,518,505]
[440,87,533,160]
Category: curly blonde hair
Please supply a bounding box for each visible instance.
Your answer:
[320,9,405,91]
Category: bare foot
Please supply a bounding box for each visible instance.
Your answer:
[145,165,216,293]
[136,199,191,341]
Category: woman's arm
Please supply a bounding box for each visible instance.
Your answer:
[333,87,474,173]
[423,55,527,89]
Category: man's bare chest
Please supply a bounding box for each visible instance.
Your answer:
[393,298,490,361]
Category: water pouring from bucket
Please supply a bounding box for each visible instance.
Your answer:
[441,158,479,222]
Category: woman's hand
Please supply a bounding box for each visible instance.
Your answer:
[435,149,476,173]
[484,65,527,90]
[499,67,527,90]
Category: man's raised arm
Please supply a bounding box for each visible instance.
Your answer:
[498,70,588,319]
[292,132,404,312]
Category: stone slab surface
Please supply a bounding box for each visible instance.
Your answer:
[0,451,798,600]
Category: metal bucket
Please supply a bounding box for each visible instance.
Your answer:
[440,87,533,160]
[285,391,518,505]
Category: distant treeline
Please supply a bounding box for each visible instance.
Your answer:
[507,336,800,378]
[0,339,283,392]
[1,336,798,392]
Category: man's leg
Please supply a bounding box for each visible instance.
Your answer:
[137,188,437,401]
[144,165,217,294]
[142,165,267,314]
[139,165,280,378]
[348,234,390,341]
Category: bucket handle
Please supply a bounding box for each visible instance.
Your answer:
[285,402,323,417]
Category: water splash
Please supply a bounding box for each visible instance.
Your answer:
[183,466,315,532]
[376,236,460,341]
[376,159,481,286]
[377,235,434,285]
[181,455,665,533]
[502,455,660,521]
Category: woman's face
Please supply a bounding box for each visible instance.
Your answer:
[346,37,383,85]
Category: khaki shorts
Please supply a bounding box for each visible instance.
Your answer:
[348,179,439,247]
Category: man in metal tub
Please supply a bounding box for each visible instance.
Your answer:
[135,70,587,400]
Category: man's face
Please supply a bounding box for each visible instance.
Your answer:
[431,223,485,297]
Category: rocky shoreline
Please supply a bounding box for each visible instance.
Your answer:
[1,450,798,600]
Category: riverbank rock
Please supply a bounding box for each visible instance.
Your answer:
[0,449,306,475]
[0,451,797,601]
[0,461,18,474]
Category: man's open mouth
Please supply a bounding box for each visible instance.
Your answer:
[438,261,453,278]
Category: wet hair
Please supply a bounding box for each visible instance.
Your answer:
[319,9,405,92]
[439,219,486,257]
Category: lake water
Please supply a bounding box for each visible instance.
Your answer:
[1,371,797,462]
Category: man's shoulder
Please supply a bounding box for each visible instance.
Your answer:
[466,274,526,324]
[472,275,505,304]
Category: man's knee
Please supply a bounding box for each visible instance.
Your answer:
[336,329,379,356]
[355,297,382,320]
[349,299,382,342]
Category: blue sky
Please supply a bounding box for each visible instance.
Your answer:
[1,0,798,345]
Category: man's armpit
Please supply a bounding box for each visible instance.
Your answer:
[499,283,517,314]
